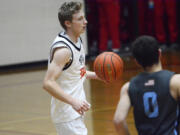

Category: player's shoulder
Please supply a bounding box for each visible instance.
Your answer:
[50,47,71,67]
[123,82,130,88]
[170,74,180,100]
[52,32,69,45]
[121,82,130,94]
[52,32,72,54]
[54,47,71,58]
[170,74,180,86]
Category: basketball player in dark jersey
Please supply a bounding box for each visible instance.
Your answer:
[113,35,180,135]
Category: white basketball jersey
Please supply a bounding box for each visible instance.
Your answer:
[49,32,87,123]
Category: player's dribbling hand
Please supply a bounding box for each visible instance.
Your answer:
[71,99,91,115]
[96,75,109,84]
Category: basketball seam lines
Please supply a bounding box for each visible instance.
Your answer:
[103,54,107,81]
[95,56,100,79]
[111,54,116,80]
[113,55,122,64]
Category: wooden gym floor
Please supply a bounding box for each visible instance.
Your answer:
[0,51,180,135]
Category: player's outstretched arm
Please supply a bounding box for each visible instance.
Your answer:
[113,82,131,135]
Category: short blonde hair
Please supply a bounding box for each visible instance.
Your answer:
[58,1,82,30]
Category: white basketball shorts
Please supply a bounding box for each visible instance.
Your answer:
[55,116,87,135]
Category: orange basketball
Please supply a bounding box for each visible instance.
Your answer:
[93,52,123,83]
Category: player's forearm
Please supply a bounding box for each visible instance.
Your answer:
[86,70,100,80]
[86,70,96,79]
[114,120,130,135]
[43,80,74,105]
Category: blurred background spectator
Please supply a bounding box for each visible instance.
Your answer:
[85,0,180,57]
[154,0,179,50]
[119,0,135,52]
[97,0,121,53]
[137,0,155,37]
[85,0,99,56]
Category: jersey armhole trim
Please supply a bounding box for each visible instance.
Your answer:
[50,41,73,70]
[58,33,81,51]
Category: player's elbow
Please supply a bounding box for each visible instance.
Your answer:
[42,79,52,91]
[113,115,125,128]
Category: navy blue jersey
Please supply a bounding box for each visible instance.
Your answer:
[129,70,179,135]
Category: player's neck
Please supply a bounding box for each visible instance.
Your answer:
[66,30,79,43]
[144,62,162,73]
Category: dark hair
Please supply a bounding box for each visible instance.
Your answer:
[132,35,159,68]
[58,1,82,30]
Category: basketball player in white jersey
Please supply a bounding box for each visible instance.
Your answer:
[43,1,99,135]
